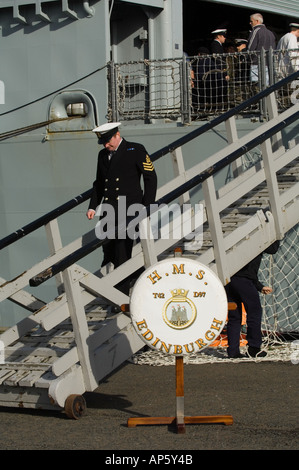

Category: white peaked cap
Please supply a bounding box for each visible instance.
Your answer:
[92,122,121,133]
[211,29,227,35]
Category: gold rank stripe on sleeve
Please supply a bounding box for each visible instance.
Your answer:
[143,155,155,171]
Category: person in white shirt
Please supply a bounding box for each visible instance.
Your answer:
[277,23,299,79]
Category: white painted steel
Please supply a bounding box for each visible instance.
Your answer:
[0,94,298,412]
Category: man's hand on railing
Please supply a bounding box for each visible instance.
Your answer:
[86,209,96,220]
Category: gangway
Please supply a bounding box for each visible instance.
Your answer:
[0,74,298,417]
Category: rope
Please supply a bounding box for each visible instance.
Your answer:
[0,116,81,141]
[0,64,107,117]
[131,341,296,365]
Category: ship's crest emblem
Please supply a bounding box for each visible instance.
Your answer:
[162,288,197,330]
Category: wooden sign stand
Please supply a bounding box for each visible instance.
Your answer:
[128,253,236,434]
[127,355,233,433]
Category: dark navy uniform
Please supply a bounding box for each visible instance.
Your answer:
[210,39,224,54]
[89,138,157,211]
[225,241,280,357]
[89,137,157,294]
[209,29,229,103]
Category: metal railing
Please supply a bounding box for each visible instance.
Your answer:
[18,72,299,288]
[108,49,299,123]
[29,104,299,288]
[1,70,298,256]
[0,77,298,391]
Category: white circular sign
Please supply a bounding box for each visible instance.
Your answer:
[130,257,228,356]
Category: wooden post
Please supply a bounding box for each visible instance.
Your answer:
[127,301,237,431]
[175,356,185,433]
[127,352,233,432]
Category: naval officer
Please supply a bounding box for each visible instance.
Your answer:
[210,28,227,54]
[86,122,157,299]
[210,28,229,101]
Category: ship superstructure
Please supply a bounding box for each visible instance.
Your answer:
[0,0,298,415]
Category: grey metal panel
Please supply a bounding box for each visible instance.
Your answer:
[0,0,110,132]
[0,0,67,7]
[119,0,164,7]
[0,0,164,8]
[202,0,299,17]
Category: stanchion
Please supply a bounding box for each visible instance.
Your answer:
[127,355,233,433]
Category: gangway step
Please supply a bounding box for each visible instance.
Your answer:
[0,300,124,414]
[171,157,299,257]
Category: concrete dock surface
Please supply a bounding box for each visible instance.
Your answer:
[0,359,298,452]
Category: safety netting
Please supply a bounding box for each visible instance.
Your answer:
[132,224,299,364]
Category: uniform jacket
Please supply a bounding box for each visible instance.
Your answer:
[232,241,280,291]
[211,40,224,54]
[89,138,157,212]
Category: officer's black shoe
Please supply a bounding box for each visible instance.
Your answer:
[247,347,267,358]
[228,352,246,359]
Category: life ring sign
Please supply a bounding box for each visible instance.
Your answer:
[130,258,228,356]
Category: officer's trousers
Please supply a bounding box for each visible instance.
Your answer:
[225,276,263,357]
[102,237,134,295]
